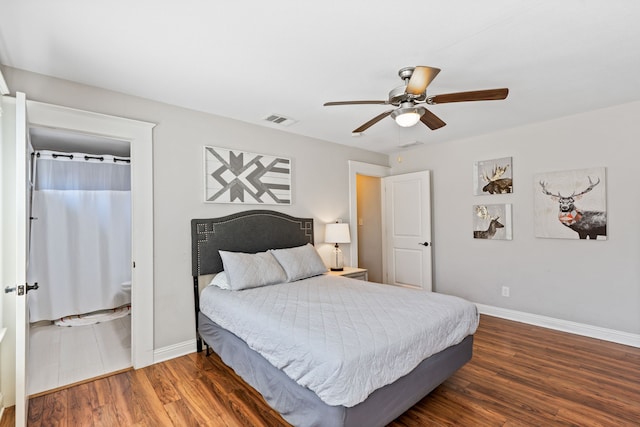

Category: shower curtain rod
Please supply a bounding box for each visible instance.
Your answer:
[32,151,131,163]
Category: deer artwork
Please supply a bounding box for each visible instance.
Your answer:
[473,216,504,239]
[539,176,606,239]
[482,164,513,194]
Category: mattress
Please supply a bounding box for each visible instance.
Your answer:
[199,312,474,427]
[200,274,479,408]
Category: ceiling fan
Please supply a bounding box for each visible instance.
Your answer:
[324,66,509,134]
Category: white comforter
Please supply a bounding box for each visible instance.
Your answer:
[200,274,478,407]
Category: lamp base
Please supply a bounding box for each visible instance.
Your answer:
[330,267,344,272]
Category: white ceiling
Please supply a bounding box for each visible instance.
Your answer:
[29,127,131,157]
[2,1,640,154]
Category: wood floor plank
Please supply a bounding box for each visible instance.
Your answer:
[66,383,95,427]
[40,391,67,426]
[105,371,136,426]
[0,406,15,427]
[134,368,177,426]
[26,394,44,427]
[17,315,640,426]
[144,362,182,405]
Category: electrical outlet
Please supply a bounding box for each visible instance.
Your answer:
[501,286,510,297]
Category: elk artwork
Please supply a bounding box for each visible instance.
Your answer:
[473,216,504,239]
[539,176,606,239]
[482,164,513,194]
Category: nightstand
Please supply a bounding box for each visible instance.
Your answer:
[326,267,368,281]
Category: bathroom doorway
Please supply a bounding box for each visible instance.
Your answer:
[27,127,132,394]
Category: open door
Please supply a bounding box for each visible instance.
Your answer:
[382,170,432,291]
[11,92,34,427]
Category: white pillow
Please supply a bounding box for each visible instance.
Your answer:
[218,250,287,290]
[270,243,328,282]
[208,271,231,290]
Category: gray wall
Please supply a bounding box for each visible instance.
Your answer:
[1,66,388,349]
[389,101,640,334]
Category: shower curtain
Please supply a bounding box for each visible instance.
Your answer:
[27,150,132,322]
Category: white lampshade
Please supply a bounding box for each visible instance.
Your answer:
[325,223,351,244]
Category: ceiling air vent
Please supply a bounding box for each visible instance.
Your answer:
[399,141,424,149]
[263,114,297,127]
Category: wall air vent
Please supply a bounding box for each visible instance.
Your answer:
[263,114,297,127]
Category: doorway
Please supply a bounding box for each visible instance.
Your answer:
[3,95,155,425]
[355,175,383,283]
[349,161,433,289]
[27,127,132,394]
[348,161,390,282]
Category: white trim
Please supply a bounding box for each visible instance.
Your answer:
[476,303,640,348]
[153,340,197,364]
[25,100,156,368]
[0,69,8,95]
[347,161,390,267]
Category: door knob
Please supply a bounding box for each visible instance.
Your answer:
[5,283,39,295]
[419,242,430,247]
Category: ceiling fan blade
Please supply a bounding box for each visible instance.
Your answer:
[353,110,394,133]
[429,88,509,104]
[420,108,446,130]
[324,100,388,106]
[406,66,441,95]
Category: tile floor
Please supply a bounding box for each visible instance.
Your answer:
[27,315,131,395]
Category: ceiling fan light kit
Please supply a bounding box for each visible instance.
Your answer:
[324,65,509,134]
[391,105,423,127]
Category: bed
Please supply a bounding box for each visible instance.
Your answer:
[191,210,478,427]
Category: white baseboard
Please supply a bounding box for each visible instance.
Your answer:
[476,303,640,348]
[153,339,197,364]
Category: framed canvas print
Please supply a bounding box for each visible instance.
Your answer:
[204,146,292,204]
[473,157,513,195]
[472,204,512,240]
[534,167,606,240]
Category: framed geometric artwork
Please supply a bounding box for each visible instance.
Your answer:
[472,204,512,240]
[534,167,606,240]
[204,146,292,204]
[473,156,513,195]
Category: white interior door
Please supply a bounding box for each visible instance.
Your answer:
[14,91,30,427]
[382,170,432,290]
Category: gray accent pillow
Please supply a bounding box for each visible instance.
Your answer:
[219,251,287,291]
[270,243,328,282]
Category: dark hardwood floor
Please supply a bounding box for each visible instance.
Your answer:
[14,315,640,426]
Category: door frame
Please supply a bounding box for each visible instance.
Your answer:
[25,99,155,369]
[348,160,390,270]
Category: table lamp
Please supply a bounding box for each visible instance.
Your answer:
[325,222,351,271]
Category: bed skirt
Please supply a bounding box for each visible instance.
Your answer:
[198,312,474,427]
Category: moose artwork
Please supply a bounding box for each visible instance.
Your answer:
[534,167,607,240]
[472,204,512,240]
[474,157,513,195]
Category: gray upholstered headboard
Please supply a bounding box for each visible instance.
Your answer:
[190,210,315,352]
[191,210,315,277]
